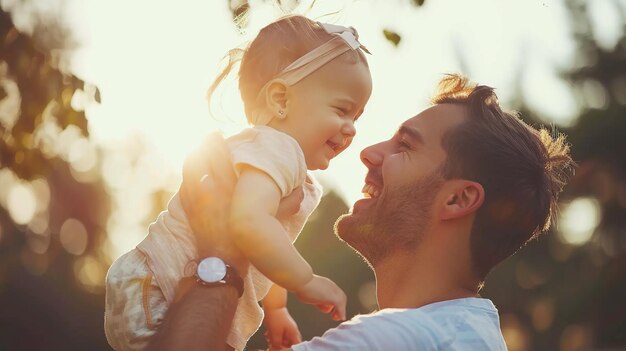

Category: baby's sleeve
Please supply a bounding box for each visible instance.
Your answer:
[230,128,307,198]
[104,249,168,351]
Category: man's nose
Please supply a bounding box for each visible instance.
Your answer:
[360,142,385,168]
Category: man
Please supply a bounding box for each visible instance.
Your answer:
[147,74,574,350]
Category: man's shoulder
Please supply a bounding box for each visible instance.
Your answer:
[292,307,445,351]
[293,298,507,351]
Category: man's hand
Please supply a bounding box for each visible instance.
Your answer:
[180,132,247,273]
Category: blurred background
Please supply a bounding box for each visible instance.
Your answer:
[0,0,625,350]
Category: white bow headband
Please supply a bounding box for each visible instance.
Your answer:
[252,22,370,125]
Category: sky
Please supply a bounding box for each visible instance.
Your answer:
[8,0,622,259]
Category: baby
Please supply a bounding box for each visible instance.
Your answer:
[105,15,372,351]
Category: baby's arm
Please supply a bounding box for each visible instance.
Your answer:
[230,167,346,320]
[262,284,301,350]
[230,166,313,290]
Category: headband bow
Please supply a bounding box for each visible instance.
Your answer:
[317,22,370,53]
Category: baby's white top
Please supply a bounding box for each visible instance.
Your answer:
[122,125,323,350]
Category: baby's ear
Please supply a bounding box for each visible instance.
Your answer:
[264,79,289,119]
[440,180,484,220]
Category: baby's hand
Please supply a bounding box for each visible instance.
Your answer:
[294,275,347,321]
[263,307,302,350]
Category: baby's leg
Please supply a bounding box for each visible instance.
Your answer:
[224,344,235,351]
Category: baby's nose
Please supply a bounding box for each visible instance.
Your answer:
[342,120,356,137]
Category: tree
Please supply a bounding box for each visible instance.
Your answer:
[0,2,110,350]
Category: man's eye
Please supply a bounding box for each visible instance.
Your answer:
[399,140,411,149]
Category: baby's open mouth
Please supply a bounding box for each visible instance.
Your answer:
[326,140,341,152]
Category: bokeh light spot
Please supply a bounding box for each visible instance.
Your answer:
[558,197,600,246]
[74,255,106,293]
[30,178,51,212]
[60,218,88,256]
[20,248,49,276]
[530,298,554,332]
[500,314,530,351]
[69,138,97,173]
[560,324,592,351]
[27,213,49,235]
[7,183,37,225]
[27,232,50,254]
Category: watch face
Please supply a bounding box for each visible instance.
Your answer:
[197,257,227,283]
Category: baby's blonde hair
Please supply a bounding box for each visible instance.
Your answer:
[208,15,368,124]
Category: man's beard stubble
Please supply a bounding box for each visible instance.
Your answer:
[334,171,444,267]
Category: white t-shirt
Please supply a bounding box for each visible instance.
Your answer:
[293,298,508,351]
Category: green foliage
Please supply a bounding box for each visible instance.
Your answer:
[0,8,97,180]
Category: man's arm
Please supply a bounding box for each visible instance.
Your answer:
[146,278,239,351]
[146,133,242,351]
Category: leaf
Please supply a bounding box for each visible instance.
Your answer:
[94,87,101,103]
[383,29,401,47]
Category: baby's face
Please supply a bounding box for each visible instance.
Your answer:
[283,56,372,170]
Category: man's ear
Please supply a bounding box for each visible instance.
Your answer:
[440,180,484,220]
[264,79,289,119]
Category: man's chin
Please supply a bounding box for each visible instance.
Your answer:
[351,197,377,214]
[334,213,377,264]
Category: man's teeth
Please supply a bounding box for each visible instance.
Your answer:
[362,184,380,198]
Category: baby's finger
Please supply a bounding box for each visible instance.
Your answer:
[284,327,302,345]
[335,301,347,321]
[331,308,345,321]
[268,330,284,350]
[316,304,334,314]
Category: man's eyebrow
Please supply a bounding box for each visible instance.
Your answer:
[399,125,425,144]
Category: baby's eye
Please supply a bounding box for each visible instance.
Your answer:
[334,107,348,116]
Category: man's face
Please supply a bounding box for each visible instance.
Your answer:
[335,104,467,266]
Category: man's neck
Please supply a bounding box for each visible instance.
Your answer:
[373,248,479,310]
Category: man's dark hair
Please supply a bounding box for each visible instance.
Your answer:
[433,74,575,279]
